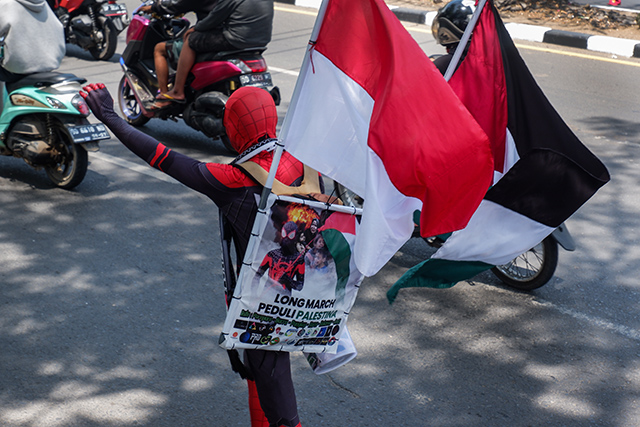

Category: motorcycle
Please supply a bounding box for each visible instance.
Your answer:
[0,35,109,189]
[333,182,576,291]
[117,1,280,153]
[51,0,129,60]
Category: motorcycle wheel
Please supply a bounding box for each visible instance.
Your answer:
[491,236,559,291]
[89,16,117,61]
[44,122,88,189]
[118,76,150,127]
[220,134,236,154]
[334,182,364,208]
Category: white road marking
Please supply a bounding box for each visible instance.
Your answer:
[92,151,178,184]
[268,66,301,77]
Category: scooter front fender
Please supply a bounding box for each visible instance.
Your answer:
[551,222,576,252]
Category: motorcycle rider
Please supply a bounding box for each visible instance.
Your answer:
[79,83,303,427]
[431,0,475,74]
[0,0,64,83]
[153,0,274,107]
[138,0,218,103]
[0,0,65,111]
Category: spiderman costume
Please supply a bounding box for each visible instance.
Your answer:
[257,221,306,292]
[80,84,304,427]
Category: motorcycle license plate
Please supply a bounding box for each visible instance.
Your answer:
[100,3,127,16]
[68,123,110,143]
[239,72,272,88]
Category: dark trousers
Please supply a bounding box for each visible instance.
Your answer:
[245,349,300,426]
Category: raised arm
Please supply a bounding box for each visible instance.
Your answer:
[80,83,215,196]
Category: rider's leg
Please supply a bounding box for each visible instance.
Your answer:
[164,33,196,101]
[153,41,170,96]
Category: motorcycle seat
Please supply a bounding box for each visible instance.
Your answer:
[195,47,267,64]
[7,72,87,93]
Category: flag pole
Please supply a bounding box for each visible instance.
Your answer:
[443,0,488,82]
[224,0,332,310]
[257,0,330,208]
[278,0,330,142]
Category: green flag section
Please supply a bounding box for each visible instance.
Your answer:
[321,228,352,300]
[387,258,492,303]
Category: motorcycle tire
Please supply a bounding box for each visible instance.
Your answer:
[220,134,236,154]
[334,182,363,208]
[44,122,89,189]
[89,16,117,61]
[491,235,559,291]
[118,76,150,127]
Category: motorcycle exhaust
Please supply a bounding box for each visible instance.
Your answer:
[119,58,155,117]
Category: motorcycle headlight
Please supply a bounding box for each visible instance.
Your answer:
[71,94,91,116]
[46,97,67,109]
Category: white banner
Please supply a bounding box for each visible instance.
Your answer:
[221,195,364,354]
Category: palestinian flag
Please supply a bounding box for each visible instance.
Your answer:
[320,212,359,302]
[279,0,494,277]
[387,0,610,303]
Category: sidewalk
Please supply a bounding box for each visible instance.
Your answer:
[276,0,640,58]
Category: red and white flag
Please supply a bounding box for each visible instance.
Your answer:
[279,0,494,276]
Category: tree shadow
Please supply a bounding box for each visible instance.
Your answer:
[578,116,640,144]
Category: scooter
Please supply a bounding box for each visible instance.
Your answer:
[50,0,129,60]
[0,35,109,189]
[117,1,280,153]
[333,181,576,291]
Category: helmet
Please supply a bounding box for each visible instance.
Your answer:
[223,87,278,154]
[432,0,476,47]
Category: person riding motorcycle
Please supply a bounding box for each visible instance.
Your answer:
[153,0,274,107]
[79,83,304,427]
[0,0,65,113]
[0,0,64,83]
[138,0,218,103]
[431,0,475,75]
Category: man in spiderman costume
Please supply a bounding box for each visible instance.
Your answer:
[256,221,306,292]
[79,83,304,427]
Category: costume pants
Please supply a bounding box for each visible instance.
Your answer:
[245,349,300,427]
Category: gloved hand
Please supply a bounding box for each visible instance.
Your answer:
[79,83,119,125]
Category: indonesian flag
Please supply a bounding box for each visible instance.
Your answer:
[279,0,494,276]
[387,0,610,302]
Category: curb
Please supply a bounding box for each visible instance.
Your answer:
[275,0,640,58]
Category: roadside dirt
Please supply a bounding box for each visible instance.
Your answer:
[389,0,640,40]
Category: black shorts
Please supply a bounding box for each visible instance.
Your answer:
[188,30,236,53]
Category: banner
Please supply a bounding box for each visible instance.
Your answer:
[222,195,364,354]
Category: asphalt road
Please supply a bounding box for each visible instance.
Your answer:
[2,3,640,426]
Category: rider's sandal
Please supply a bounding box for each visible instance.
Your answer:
[155,93,186,104]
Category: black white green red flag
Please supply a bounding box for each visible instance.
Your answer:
[279,0,494,277]
[387,0,610,302]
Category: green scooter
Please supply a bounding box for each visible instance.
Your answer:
[0,34,109,189]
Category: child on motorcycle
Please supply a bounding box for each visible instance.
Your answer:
[138,0,218,103]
